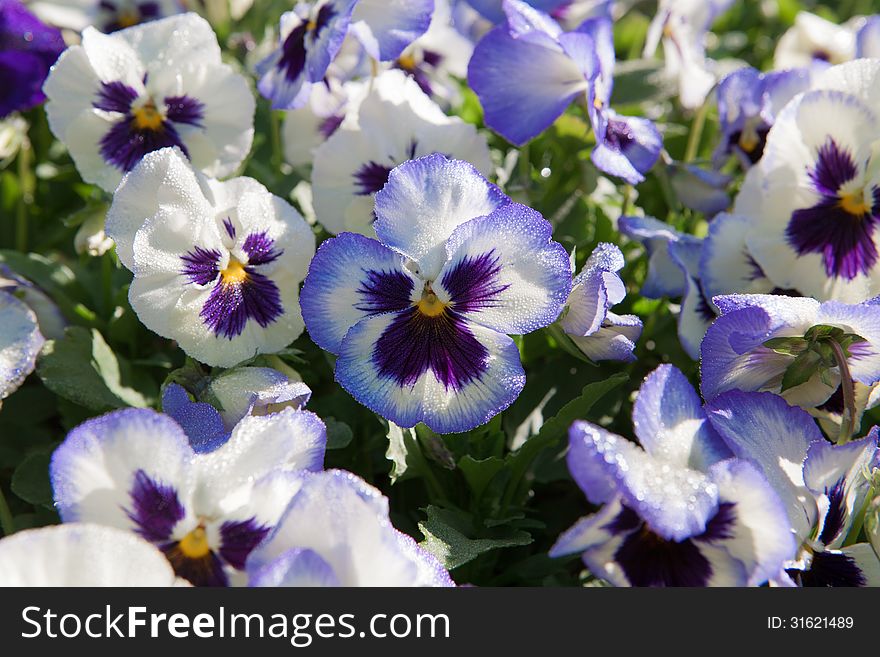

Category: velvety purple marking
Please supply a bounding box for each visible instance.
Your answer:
[785,138,879,280]
[395,51,443,97]
[93,80,139,114]
[373,307,490,390]
[354,161,395,196]
[125,469,185,543]
[604,503,737,586]
[200,269,284,339]
[318,113,344,139]
[243,231,284,266]
[441,251,508,314]
[278,4,337,83]
[218,518,272,569]
[818,479,847,546]
[355,268,414,315]
[223,217,237,240]
[604,119,635,153]
[729,125,769,164]
[181,246,221,286]
[790,551,866,587]
[164,95,205,126]
[162,542,228,587]
[100,1,161,32]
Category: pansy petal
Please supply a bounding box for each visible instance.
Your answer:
[373,154,509,281]
[591,113,662,185]
[632,365,731,470]
[699,213,773,300]
[161,383,228,454]
[817,300,880,385]
[436,203,571,334]
[335,312,525,434]
[248,547,341,587]
[206,367,312,431]
[548,497,623,558]
[618,215,692,299]
[349,0,434,61]
[0,524,178,587]
[0,291,44,401]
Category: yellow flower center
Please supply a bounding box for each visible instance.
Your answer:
[117,9,140,29]
[177,526,210,559]
[132,103,163,131]
[398,53,418,71]
[307,18,318,31]
[738,124,761,153]
[416,290,448,317]
[593,97,604,110]
[221,257,249,285]
[839,190,871,216]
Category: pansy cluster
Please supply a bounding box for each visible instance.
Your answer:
[0,0,879,589]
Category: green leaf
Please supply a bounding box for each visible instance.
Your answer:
[11,453,53,506]
[325,418,354,450]
[415,424,456,470]
[458,455,506,501]
[418,506,532,570]
[780,349,823,393]
[37,326,150,411]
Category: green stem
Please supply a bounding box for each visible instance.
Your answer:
[15,139,32,253]
[270,110,282,172]
[0,486,15,537]
[829,339,857,444]
[844,485,875,547]
[101,252,114,317]
[684,99,710,163]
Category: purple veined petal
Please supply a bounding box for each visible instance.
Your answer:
[248,547,341,587]
[205,367,312,431]
[349,0,434,61]
[668,163,731,216]
[335,309,526,434]
[300,232,417,355]
[591,112,663,185]
[467,23,588,145]
[50,408,195,529]
[373,154,510,281]
[0,290,44,401]
[791,544,878,587]
[548,496,624,558]
[161,383,229,454]
[618,215,694,299]
[565,421,720,542]
[706,458,799,586]
[631,364,732,470]
[665,236,714,361]
[698,212,774,301]
[436,202,572,334]
[704,390,823,543]
[501,0,564,39]
[0,524,179,587]
[817,300,880,385]
[568,312,642,363]
[856,16,880,59]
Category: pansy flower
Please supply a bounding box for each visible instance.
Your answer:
[0,290,44,404]
[643,0,733,109]
[774,12,857,72]
[667,162,731,217]
[713,66,811,169]
[162,366,312,453]
[0,264,66,340]
[559,242,642,362]
[698,212,777,302]
[105,147,316,368]
[856,16,880,59]
[706,392,880,586]
[51,406,327,586]
[301,154,571,434]
[347,0,434,62]
[27,0,182,33]
[549,365,796,586]
[311,69,492,236]
[0,524,180,586]
[43,13,254,192]
[0,0,64,118]
[248,470,453,587]
[700,294,880,415]
[735,60,880,302]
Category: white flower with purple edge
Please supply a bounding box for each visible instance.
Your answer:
[643,0,733,109]
[734,60,880,302]
[774,11,858,72]
[559,242,642,362]
[0,290,44,404]
[667,162,731,217]
[856,16,880,58]
[162,366,313,453]
[247,469,453,587]
[105,147,316,368]
[706,391,880,586]
[0,523,181,586]
[713,66,811,169]
[311,69,492,236]
[549,364,796,586]
[50,405,327,586]
[300,154,571,434]
[700,294,880,411]
[347,0,435,62]
[43,13,254,192]
[28,0,183,33]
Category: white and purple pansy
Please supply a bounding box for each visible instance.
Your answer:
[27,0,183,33]
[550,365,796,586]
[737,60,880,302]
[643,0,733,109]
[698,212,777,302]
[43,12,254,192]
[559,242,642,362]
[0,290,45,404]
[774,11,857,71]
[580,16,662,185]
[162,366,312,453]
[300,154,571,434]
[0,523,181,586]
[856,16,880,58]
[256,0,358,110]
[105,147,316,368]
[0,264,66,340]
[713,66,811,169]
[700,294,880,415]
[347,0,435,63]
[247,469,453,587]
[706,391,880,586]
[667,162,731,217]
[311,69,492,236]
[50,406,327,587]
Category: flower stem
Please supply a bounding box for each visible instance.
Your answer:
[828,339,857,444]
[684,99,710,163]
[15,138,33,253]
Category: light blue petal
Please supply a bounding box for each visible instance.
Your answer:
[350,0,434,61]
[161,383,229,454]
[617,215,694,298]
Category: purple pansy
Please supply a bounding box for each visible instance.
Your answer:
[550,365,796,586]
[706,392,880,586]
[0,0,64,118]
[300,154,571,434]
[559,242,642,362]
[51,407,327,586]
